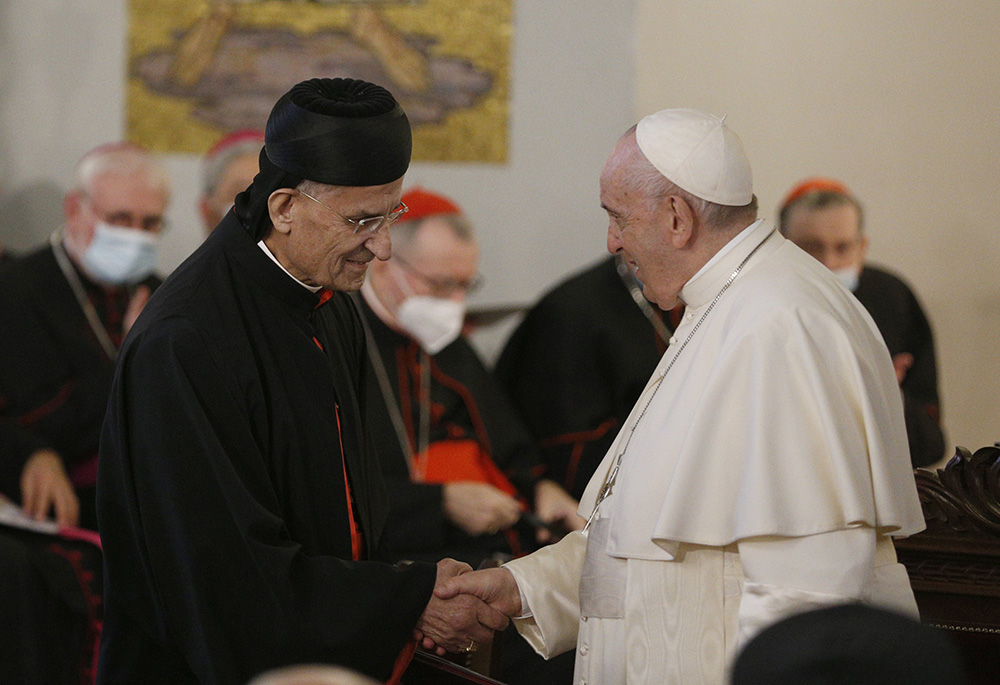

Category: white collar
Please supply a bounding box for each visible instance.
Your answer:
[256,240,322,293]
[680,219,779,308]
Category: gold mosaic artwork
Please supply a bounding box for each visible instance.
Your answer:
[127,0,511,162]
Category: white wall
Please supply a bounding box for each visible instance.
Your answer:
[2,0,996,456]
[0,1,635,296]
[634,0,1000,455]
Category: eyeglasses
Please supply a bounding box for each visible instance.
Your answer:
[298,190,408,235]
[84,195,166,233]
[394,253,483,297]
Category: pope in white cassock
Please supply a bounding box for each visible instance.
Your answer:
[436,109,925,684]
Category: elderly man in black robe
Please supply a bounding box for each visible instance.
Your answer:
[96,78,505,685]
[0,142,168,531]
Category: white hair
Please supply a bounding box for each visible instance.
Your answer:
[73,143,171,198]
[617,127,757,230]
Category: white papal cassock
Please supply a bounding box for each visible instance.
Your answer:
[504,219,925,684]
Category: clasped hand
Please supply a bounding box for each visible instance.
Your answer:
[416,560,523,654]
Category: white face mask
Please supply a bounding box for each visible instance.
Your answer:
[831,265,861,292]
[391,263,466,354]
[396,296,466,354]
[81,221,159,285]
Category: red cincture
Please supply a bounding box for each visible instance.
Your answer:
[334,403,363,561]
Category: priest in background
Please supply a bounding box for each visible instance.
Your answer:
[437,109,925,684]
[198,129,264,234]
[97,78,505,685]
[315,186,581,684]
[316,186,582,569]
[0,142,168,530]
[496,252,682,500]
[778,177,945,467]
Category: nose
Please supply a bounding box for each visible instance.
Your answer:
[817,248,842,271]
[366,224,392,261]
[607,222,623,255]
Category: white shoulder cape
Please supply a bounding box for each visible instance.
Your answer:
[579,222,925,561]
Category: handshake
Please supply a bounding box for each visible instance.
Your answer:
[413,559,522,655]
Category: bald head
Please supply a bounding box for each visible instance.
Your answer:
[248,664,379,685]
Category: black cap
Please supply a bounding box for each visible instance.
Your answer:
[235,77,411,239]
[731,604,967,685]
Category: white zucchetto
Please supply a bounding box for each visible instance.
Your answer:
[636,108,753,206]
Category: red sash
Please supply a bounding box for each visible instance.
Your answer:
[414,439,518,497]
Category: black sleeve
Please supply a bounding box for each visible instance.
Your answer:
[903,393,946,468]
[99,320,436,682]
[381,478,450,553]
[495,298,621,498]
[899,287,945,467]
[447,341,546,499]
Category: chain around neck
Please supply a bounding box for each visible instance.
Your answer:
[585,228,777,529]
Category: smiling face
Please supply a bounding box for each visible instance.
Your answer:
[264,178,402,291]
[601,135,690,309]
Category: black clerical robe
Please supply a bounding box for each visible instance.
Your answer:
[853,264,944,467]
[495,256,672,499]
[333,297,545,568]
[0,244,159,529]
[97,216,436,684]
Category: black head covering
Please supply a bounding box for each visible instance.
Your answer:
[234,78,412,239]
[731,604,967,685]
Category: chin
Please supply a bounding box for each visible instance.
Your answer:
[331,273,367,292]
[648,290,678,310]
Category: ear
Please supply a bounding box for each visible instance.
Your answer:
[197,198,219,234]
[665,194,696,249]
[858,232,870,262]
[267,188,297,235]
[63,190,83,223]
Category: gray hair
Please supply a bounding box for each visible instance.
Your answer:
[778,190,864,236]
[295,180,474,252]
[391,212,475,257]
[73,143,171,198]
[202,137,262,197]
[619,127,758,230]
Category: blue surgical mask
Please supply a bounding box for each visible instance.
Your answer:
[81,221,159,285]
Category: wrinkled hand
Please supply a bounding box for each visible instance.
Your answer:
[436,566,522,619]
[20,448,79,527]
[415,559,509,655]
[892,352,914,385]
[443,482,523,536]
[533,479,585,543]
[124,285,151,334]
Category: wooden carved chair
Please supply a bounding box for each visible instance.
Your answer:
[894,444,1000,685]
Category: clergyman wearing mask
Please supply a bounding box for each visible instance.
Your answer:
[0,142,169,530]
[778,177,944,467]
[311,187,583,577]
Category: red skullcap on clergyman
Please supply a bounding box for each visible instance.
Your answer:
[399,187,463,223]
[207,129,265,158]
[780,177,852,211]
